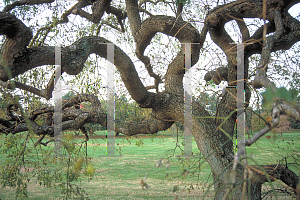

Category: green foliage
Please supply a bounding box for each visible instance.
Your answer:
[114,94,151,123]
[194,92,218,115]
[85,164,95,178]
[4,0,15,5]
[261,87,292,108]
[1,134,30,199]
[176,0,191,6]
[174,121,184,131]
[275,87,292,100]
[1,131,299,199]
[62,91,76,101]
[0,91,11,118]
[0,132,91,199]
[251,112,268,132]
[135,138,145,147]
[261,88,274,108]
[290,88,300,100]
[251,111,292,135]
[288,103,300,129]
[289,117,300,129]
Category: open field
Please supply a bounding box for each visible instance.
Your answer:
[0,130,299,199]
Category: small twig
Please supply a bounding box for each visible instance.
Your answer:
[40,138,62,146]
[34,135,45,147]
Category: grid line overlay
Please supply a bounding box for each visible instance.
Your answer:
[54,45,62,156]
[182,43,246,158]
[106,43,115,156]
[53,42,246,158]
[184,43,192,158]
[54,43,118,156]
[237,44,245,155]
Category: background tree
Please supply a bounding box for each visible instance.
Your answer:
[0,0,300,199]
[62,90,76,101]
[251,112,291,138]
[289,116,300,129]
[272,115,291,139]
[194,91,218,115]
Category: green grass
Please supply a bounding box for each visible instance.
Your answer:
[245,132,300,168]
[0,130,299,199]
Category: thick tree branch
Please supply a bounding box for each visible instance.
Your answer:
[90,0,112,23]
[138,0,170,8]
[1,36,149,104]
[0,13,32,80]
[0,71,58,100]
[204,66,228,84]
[246,9,300,57]
[2,0,55,13]
[125,0,141,39]
[61,1,89,23]
[72,0,111,24]
[192,99,234,183]
[176,3,183,21]
[205,8,238,158]
[205,0,297,28]
[252,10,285,89]
[227,164,299,199]
[0,93,175,142]
[250,164,299,193]
[135,15,204,95]
[0,94,106,137]
[236,18,250,42]
[205,0,300,57]
[115,117,174,136]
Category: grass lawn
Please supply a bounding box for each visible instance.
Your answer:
[0,130,299,199]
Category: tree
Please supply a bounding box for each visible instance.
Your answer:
[288,99,300,129]
[62,90,76,101]
[195,92,218,115]
[272,115,291,139]
[0,0,300,199]
[289,116,300,129]
[251,112,291,138]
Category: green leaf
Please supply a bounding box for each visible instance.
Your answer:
[290,88,299,99]
[275,87,291,100]
[4,0,16,5]
[261,87,274,108]
[262,87,293,108]
[176,0,190,6]
[86,164,95,177]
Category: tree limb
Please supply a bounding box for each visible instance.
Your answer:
[236,18,250,42]
[252,10,284,89]
[2,0,55,13]
[135,15,204,94]
[1,33,150,104]
[125,0,141,39]
[0,13,32,80]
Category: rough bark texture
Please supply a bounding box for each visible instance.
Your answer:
[1,0,300,199]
